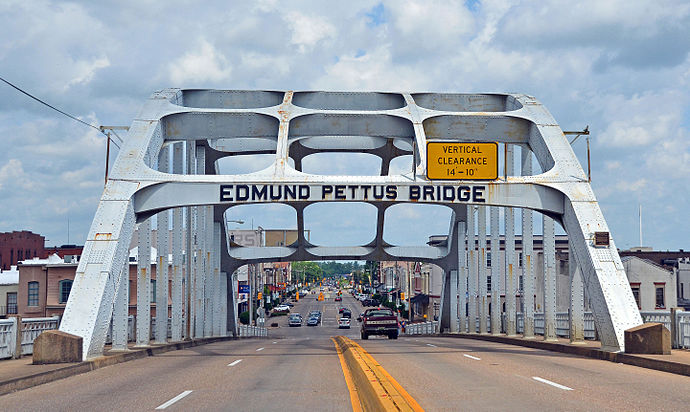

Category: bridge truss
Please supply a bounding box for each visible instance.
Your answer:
[60,89,642,359]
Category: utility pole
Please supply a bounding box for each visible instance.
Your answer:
[99,126,129,185]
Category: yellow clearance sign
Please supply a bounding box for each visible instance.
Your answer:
[427,142,498,180]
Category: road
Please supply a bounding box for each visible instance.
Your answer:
[2,291,689,411]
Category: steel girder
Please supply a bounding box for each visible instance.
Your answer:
[60,89,642,359]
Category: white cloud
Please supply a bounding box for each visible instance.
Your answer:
[169,40,232,85]
[284,11,336,53]
[65,56,110,90]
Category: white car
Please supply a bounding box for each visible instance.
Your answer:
[274,305,290,312]
[338,317,351,329]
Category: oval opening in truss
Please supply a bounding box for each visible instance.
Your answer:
[300,152,381,176]
[216,154,276,175]
[292,91,405,111]
[383,203,453,246]
[303,202,377,246]
[412,93,522,112]
[224,204,298,245]
[180,89,284,109]
[389,154,414,176]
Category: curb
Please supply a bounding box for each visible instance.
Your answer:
[0,335,243,396]
[433,333,690,377]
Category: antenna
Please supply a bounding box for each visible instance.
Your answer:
[639,204,643,247]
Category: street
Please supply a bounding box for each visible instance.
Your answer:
[1,292,689,411]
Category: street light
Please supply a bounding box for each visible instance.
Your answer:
[227,219,245,225]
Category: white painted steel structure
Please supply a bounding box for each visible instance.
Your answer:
[59,89,642,359]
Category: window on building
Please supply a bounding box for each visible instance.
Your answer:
[681,283,684,299]
[519,275,524,292]
[655,283,665,309]
[7,292,17,314]
[630,283,641,309]
[487,252,491,267]
[28,281,39,306]
[18,250,23,261]
[487,275,492,292]
[58,279,73,304]
[151,279,156,303]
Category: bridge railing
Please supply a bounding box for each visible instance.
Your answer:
[404,321,439,335]
[238,325,268,337]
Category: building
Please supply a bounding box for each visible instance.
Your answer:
[0,231,45,270]
[621,256,676,311]
[17,248,173,318]
[0,266,18,318]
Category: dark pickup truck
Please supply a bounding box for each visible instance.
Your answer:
[359,308,399,340]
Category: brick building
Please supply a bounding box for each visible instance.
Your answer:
[0,231,45,270]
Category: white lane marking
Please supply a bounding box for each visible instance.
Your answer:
[256,347,265,352]
[227,359,242,366]
[426,343,437,347]
[155,390,193,409]
[532,376,573,391]
[463,354,481,361]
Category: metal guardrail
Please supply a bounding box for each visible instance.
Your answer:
[439,311,689,349]
[403,321,439,335]
[0,318,17,359]
[21,317,59,355]
[238,325,268,337]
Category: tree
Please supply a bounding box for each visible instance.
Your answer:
[291,261,323,283]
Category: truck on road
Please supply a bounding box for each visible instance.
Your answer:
[359,307,399,340]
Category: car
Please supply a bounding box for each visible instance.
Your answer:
[341,309,352,318]
[288,314,302,327]
[274,305,290,312]
[335,296,342,301]
[338,317,351,329]
[307,316,319,326]
[309,310,322,321]
[359,307,398,340]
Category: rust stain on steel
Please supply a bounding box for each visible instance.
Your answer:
[94,233,112,240]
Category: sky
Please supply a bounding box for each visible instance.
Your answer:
[0,0,689,252]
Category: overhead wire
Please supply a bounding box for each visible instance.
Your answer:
[0,75,119,148]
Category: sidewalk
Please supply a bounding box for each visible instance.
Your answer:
[438,333,690,377]
[0,336,239,396]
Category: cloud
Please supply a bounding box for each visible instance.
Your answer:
[284,11,337,53]
[169,40,232,85]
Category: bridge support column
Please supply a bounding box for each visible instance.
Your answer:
[171,143,184,342]
[204,207,214,337]
[490,207,501,335]
[505,145,517,336]
[543,216,557,341]
[194,145,205,338]
[458,221,467,333]
[478,206,488,334]
[228,273,239,337]
[155,146,170,344]
[569,242,585,344]
[136,219,151,347]
[212,222,222,336]
[467,205,477,333]
[449,270,459,333]
[522,149,535,338]
[220,272,228,336]
[111,259,129,351]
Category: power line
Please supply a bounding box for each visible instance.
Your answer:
[0,76,115,144]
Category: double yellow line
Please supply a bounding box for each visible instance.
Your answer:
[333,336,424,412]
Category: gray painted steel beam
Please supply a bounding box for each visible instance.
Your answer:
[135,219,151,347]
[467,205,477,333]
[155,146,170,344]
[478,206,488,334]
[569,242,585,343]
[522,148,535,338]
[490,206,501,335]
[543,216,557,341]
[505,146,517,336]
[458,221,467,333]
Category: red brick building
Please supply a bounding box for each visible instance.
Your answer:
[0,231,45,270]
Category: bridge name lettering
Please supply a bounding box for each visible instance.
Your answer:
[220,184,486,203]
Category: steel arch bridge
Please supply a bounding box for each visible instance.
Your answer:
[60,89,642,359]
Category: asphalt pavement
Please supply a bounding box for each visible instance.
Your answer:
[2,291,689,411]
